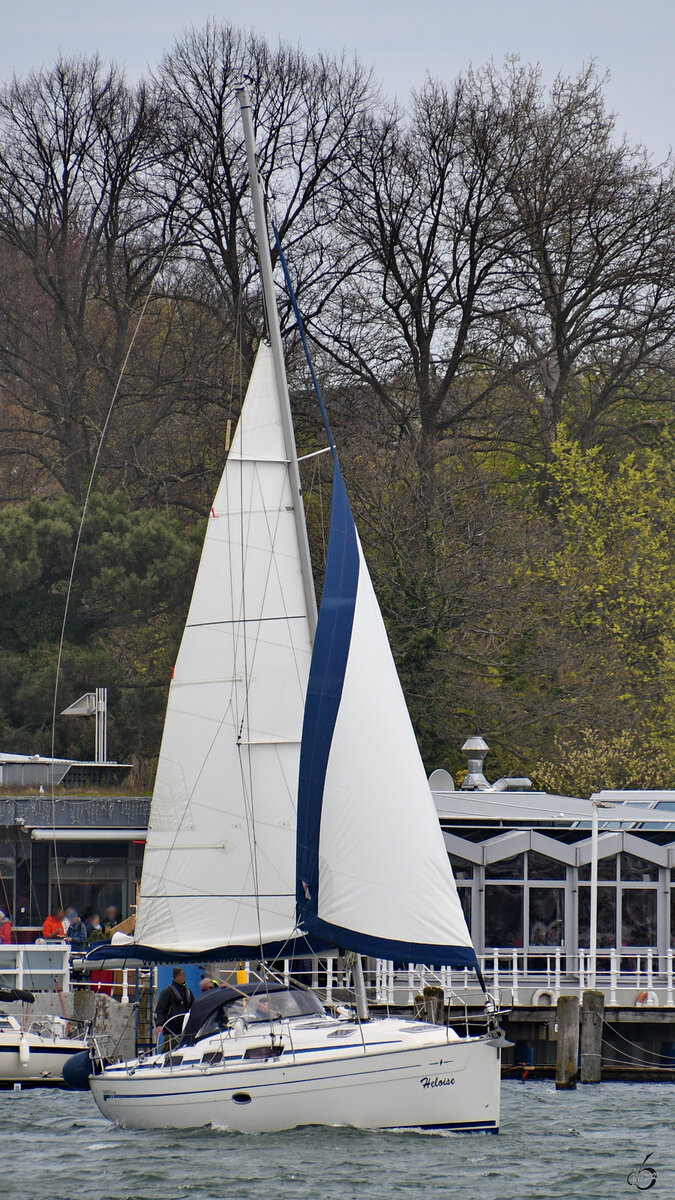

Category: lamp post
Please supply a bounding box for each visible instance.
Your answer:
[589,800,613,989]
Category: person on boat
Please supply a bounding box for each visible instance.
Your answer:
[199,976,220,992]
[155,967,195,1050]
[41,906,66,940]
[0,911,11,944]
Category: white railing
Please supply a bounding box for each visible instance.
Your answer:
[18,946,674,1011]
[366,947,675,1009]
[0,943,71,993]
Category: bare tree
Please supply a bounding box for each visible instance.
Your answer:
[490,61,675,457]
[310,76,515,456]
[0,56,198,502]
[156,22,376,372]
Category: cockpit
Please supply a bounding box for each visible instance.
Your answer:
[179,983,325,1046]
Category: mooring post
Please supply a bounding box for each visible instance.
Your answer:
[423,985,445,1025]
[555,995,579,1089]
[580,989,604,1083]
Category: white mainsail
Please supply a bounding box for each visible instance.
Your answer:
[135,344,312,954]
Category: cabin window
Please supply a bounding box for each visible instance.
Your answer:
[243,1044,284,1060]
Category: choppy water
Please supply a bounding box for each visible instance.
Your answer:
[3,1081,673,1200]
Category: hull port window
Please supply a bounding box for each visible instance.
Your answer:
[243,1045,284,1060]
[201,1051,223,1065]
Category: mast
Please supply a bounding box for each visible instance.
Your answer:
[235,84,318,638]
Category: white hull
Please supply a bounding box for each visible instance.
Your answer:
[90,1017,500,1133]
[0,1030,88,1084]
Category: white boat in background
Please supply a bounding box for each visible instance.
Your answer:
[0,988,88,1085]
[84,84,502,1133]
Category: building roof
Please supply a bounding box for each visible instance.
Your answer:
[431,785,675,831]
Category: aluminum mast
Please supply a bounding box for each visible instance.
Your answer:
[235,84,318,637]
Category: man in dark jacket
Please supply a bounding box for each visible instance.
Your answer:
[155,967,194,1050]
[66,911,89,952]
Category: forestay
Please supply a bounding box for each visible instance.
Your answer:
[135,344,312,955]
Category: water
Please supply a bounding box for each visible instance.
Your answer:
[3,1082,673,1200]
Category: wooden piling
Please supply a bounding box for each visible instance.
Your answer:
[555,995,579,1089]
[423,985,445,1025]
[580,989,604,1084]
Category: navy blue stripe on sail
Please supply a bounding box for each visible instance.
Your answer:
[299,914,481,975]
[296,465,359,919]
[86,933,334,965]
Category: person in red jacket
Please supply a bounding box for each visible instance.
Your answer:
[0,911,11,944]
[42,906,66,939]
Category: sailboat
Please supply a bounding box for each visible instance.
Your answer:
[81,86,502,1133]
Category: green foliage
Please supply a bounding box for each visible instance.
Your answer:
[0,493,202,764]
[533,728,672,798]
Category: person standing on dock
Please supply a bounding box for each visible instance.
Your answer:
[0,911,11,944]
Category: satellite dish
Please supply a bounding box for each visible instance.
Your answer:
[428,768,455,793]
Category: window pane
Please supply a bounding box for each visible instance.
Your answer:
[457,885,472,931]
[448,855,473,880]
[528,852,566,880]
[578,885,616,947]
[578,856,618,882]
[485,854,524,880]
[620,854,658,882]
[621,890,656,946]
[529,888,564,945]
[484,885,523,947]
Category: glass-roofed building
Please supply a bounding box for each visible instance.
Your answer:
[427,738,675,1005]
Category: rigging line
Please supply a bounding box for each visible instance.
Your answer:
[48,240,175,912]
[270,220,336,462]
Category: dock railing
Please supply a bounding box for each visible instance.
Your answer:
[45,946,675,1013]
[0,942,71,993]
[366,947,675,1009]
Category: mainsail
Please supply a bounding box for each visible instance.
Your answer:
[133,344,313,955]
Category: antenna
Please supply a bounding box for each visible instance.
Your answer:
[61,687,107,763]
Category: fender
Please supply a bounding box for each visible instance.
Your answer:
[532,988,554,1006]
